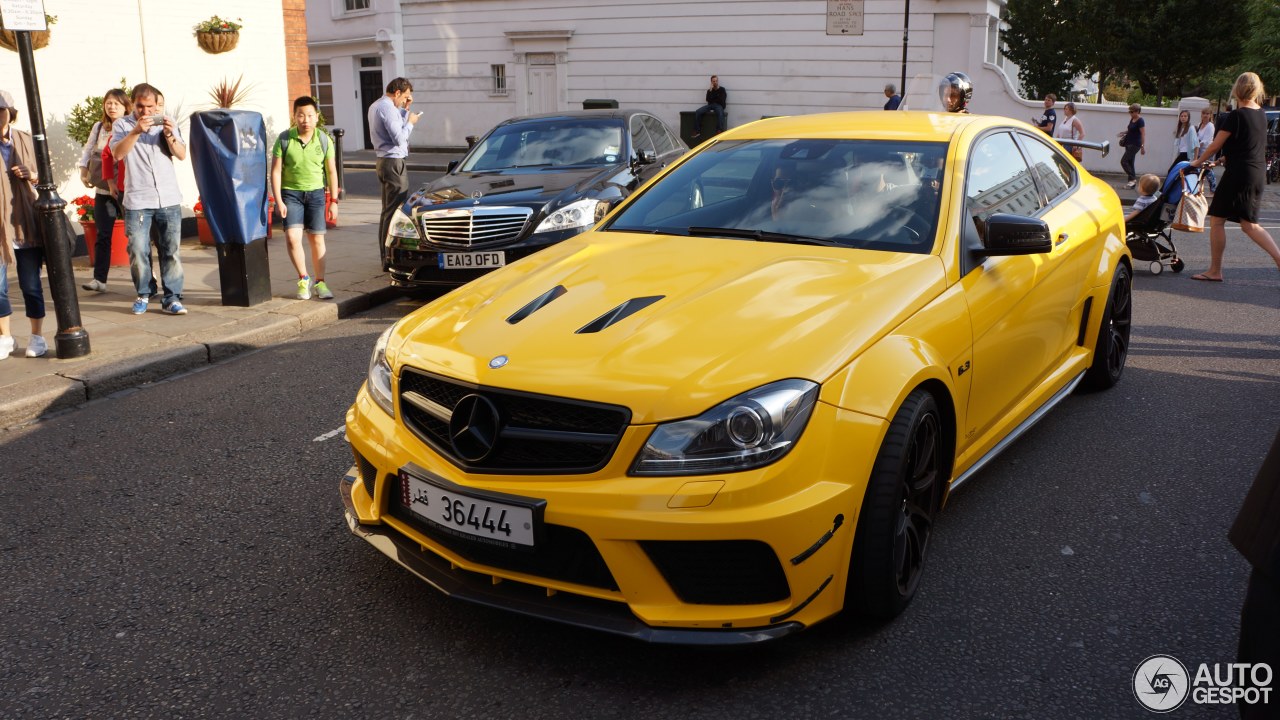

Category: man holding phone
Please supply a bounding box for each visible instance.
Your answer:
[368,77,421,269]
[111,83,188,316]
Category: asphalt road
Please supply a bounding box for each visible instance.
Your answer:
[341,168,444,199]
[2,233,1278,718]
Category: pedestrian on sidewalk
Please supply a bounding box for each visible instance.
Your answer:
[1168,109,1199,175]
[1196,107,1219,193]
[0,90,47,359]
[1053,102,1085,160]
[883,84,901,111]
[368,77,421,270]
[1033,93,1057,134]
[1118,104,1145,187]
[1187,72,1280,282]
[77,88,130,294]
[692,75,728,138]
[111,83,187,315]
[272,96,340,300]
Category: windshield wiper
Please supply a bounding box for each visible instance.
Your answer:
[510,163,554,168]
[687,226,839,246]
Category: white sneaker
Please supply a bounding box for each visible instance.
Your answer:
[296,277,312,300]
[82,278,107,292]
[25,335,47,358]
[0,335,12,360]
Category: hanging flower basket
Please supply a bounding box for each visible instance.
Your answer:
[196,30,239,54]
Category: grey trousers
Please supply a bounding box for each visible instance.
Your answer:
[375,157,408,267]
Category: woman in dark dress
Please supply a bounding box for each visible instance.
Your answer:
[1187,72,1280,282]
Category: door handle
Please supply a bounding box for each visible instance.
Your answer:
[1055,232,1069,246]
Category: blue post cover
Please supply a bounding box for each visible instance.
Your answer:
[189,110,269,244]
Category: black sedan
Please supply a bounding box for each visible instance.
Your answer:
[384,109,688,287]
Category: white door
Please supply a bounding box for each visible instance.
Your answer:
[527,55,557,115]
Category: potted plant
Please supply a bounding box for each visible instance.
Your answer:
[72,195,129,266]
[194,198,215,246]
[0,14,56,52]
[193,15,241,54]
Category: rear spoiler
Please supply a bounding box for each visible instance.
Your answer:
[1058,139,1110,158]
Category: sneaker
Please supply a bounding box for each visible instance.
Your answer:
[1126,180,1137,188]
[296,277,312,300]
[314,280,333,299]
[25,335,47,358]
[0,335,12,360]
[82,278,107,292]
[163,301,188,315]
[132,296,149,315]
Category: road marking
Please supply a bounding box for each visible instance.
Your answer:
[313,426,346,442]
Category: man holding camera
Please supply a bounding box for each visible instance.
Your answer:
[111,83,188,316]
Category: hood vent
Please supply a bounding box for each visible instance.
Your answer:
[507,285,567,324]
[576,296,664,334]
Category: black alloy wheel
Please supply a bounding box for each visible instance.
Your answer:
[1081,264,1132,391]
[848,389,945,620]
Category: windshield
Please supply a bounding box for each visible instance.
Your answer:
[460,118,625,172]
[604,138,948,253]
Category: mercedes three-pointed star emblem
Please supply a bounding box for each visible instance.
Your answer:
[448,394,502,462]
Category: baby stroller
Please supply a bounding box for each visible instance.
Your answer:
[1125,161,1203,275]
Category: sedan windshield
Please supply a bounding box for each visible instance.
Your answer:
[460,119,626,172]
[605,138,949,253]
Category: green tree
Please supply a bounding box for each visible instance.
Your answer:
[66,78,129,146]
[1239,0,1280,92]
[1001,0,1081,99]
[1124,0,1243,103]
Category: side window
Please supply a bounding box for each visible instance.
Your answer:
[1017,132,1075,205]
[963,132,1040,247]
[640,116,676,156]
[630,118,656,157]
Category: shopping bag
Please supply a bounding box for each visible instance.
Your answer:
[1171,175,1207,232]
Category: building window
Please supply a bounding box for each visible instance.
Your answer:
[309,63,335,126]
[491,64,507,95]
[345,0,370,11]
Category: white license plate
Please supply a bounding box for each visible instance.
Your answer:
[400,472,536,547]
[438,251,506,270]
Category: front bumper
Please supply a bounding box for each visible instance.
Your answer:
[386,229,580,287]
[341,386,889,643]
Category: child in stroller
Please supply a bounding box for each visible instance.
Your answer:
[1125,160,1203,274]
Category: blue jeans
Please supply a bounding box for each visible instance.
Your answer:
[0,246,46,320]
[124,205,184,306]
[281,188,327,234]
[694,103,726,132]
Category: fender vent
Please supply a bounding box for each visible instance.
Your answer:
[507,285,567,324]
[576,296,664,334]
[1076,296,1093,346]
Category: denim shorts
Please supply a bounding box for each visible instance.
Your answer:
[281,188,327,234]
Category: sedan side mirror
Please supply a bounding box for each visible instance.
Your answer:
[981,213,1052,256]
[633,149,657,167]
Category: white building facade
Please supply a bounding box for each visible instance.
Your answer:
[310,0,1188,174]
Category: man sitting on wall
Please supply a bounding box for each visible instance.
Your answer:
[692,75,728,139]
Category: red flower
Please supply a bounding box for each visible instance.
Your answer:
[194,199,204,215]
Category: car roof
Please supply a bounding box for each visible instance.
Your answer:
[497,109,655,125]
[721,110,1012,143]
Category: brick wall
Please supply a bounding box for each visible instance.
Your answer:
[283,0,311,106]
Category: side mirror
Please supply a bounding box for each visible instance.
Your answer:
[634,149,657,167]
[981,213,1052,256]
[465,135,479,149]
[447,160,459,173]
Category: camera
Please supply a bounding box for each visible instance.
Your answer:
[150,114,166,124]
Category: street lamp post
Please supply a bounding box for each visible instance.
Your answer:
[15,29,90,358]
[899,0,910,105]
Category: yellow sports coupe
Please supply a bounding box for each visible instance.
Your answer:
[340,111,1131,644]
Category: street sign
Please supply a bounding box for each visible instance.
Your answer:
[826,0,864,36]
[0,0,47,31]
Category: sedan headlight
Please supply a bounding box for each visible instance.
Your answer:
[534,198,606,234]
[366,326,395,416]
[631,379,820,476]
[386,207,418,246]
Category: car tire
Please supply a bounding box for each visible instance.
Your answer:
[1080,263,1132,392]
[847,389,945,620]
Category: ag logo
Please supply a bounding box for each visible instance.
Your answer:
[1133,655,1190,712]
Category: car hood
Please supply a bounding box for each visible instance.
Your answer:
[408,166,623,211]
[391,232,947,423]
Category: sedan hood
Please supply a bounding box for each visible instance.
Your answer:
[409,166,623,211]
[391,233,947,422]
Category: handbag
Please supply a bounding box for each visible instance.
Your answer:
[1171,174,1208,232]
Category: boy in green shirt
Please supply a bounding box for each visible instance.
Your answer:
[271,96,340,299]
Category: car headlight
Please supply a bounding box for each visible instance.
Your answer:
[366,326,395,416]
[631,379,820,476]
[534,198,606,234]
[387,207,418,246]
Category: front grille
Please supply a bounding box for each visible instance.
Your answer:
[388,484,617,590]
[641,540,791,605]
[398,368,630,474]
[419,206,532,248]
[355,450,379,500]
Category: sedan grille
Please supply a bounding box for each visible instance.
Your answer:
[398,368,631,474]
[418,206,532,248]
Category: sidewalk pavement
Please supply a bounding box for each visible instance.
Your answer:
[1,160,1276,430]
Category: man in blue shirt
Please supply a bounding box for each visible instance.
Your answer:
[883,84,901,111]
[368,77,421,268]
